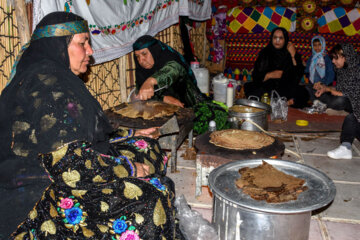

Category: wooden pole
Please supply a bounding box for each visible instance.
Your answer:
[13,0,30,45]
[202,22,207,66]
[118,55,128,102]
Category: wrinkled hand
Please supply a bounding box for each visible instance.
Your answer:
[137,77,157,100]
[287,42,296,57]
[135,127,160,139]
[163,95,184,108]
[135,162,150,177]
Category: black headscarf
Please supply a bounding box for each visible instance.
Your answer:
[335,43,360,121]
[248,27,308,108]
[0,12,113,183]
[252,27,293,84]
[133,35,197,90]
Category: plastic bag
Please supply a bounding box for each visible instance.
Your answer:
[270,90,288,121]
[175,195,218,240]
[303,100,327,114]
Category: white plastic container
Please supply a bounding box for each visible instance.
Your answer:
[193,67,210,94]
[212,77,236,103]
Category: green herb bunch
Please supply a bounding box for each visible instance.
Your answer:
[193,101,230,135]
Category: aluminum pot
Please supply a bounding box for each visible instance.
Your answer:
[209,159,336,240]
[228,97,271,132]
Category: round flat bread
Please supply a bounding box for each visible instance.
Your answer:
[209,129,274,150]
[114,101,179,120]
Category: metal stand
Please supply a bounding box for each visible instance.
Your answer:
[158,120,194,173]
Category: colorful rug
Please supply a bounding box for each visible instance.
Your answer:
[317,7,360,35]
[227,6,297,34]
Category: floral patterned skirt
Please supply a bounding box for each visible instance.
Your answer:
[11,138,183,239]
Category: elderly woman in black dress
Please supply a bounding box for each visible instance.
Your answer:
[0,12,183,239]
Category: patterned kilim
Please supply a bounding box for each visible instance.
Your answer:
[227,6,297,34]
[225,31,360,80]
[317,7,360,35]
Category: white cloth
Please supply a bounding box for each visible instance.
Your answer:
[33,0,211,64]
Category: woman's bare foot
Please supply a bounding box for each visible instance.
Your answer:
[287,99,294,106]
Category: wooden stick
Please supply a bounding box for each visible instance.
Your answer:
[13,0,30,45]
[118,55,127,102]
[202,22,207,66]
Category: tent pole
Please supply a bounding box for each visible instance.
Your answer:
[13,0,30,45]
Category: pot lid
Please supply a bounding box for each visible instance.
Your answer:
[208,159,336,214]
[235,98,271,113]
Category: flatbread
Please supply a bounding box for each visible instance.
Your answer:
[209,129,274,150]
[114,101,180,120]
[235,161,308,203]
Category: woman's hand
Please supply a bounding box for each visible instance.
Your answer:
[287,42,298,65]
[134,127,160,139]
[264,70,283,81]
[163,96,184,107]
[315,84,327,97]
[287,42,296,57]
[313,82,323,90]
[137,77,157,100]
[135,162,150,177]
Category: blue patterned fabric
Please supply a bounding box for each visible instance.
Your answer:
[8,20,89,84]
[32,20,89,40]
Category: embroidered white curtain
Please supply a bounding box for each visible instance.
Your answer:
[33,0,211,64]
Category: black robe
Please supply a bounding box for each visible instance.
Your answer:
[0,12,182,239]
[244,27,309,108]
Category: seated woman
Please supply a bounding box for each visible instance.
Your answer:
[244,27,309,108]
[306,37,352,112]
[0,12,183,239]
[315,44,360,159]
[133,35,207,108]
[304,35,335,102]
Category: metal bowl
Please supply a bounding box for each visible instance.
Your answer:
[209,159,336,214]
[235,98,272,113]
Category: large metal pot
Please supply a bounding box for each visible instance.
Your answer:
[209,159,336,240]
[228,97,271,132]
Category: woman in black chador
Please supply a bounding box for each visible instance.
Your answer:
[244,27,309,108]
[0,12,183,239]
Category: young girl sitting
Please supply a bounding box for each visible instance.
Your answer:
[305,36,335,101]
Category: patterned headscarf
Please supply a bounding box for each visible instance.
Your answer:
[8,13,88,83]
[309,35,326,83]
[335,43,360,121]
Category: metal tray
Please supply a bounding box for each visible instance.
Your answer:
[104,102,194,129]
[209,159,336,214]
